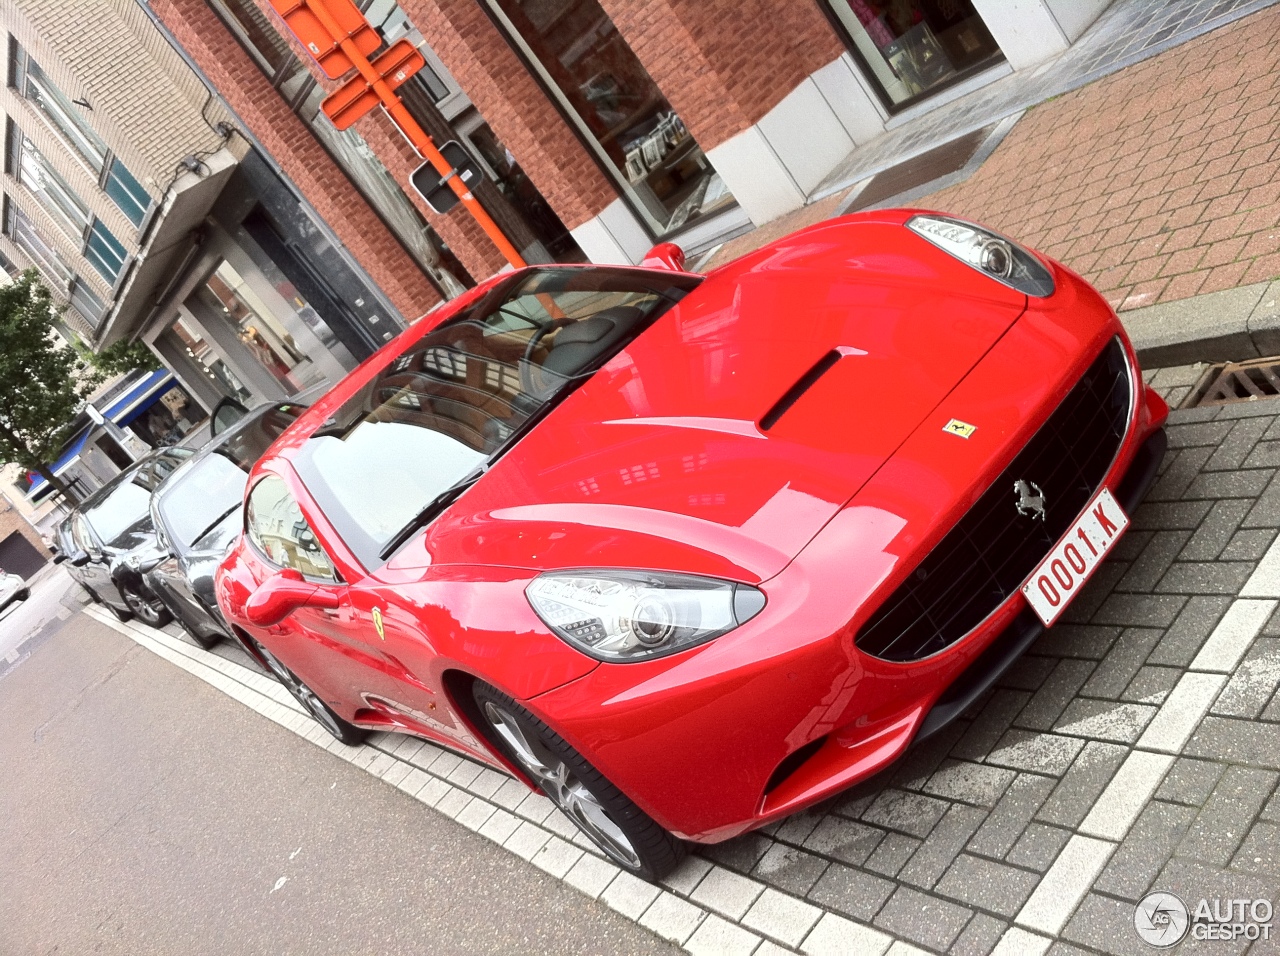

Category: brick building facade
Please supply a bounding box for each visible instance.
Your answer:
[138,0,1115,275]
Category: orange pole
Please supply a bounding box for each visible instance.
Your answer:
[304,0,527,270]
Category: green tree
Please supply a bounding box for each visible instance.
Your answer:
[0,271,102,504]
[83,337,160,379]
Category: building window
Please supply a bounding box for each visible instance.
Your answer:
[85,218,126,282]
[69,277,105,325]
[9,40,108,171]
[104,157,150,227]
[8,122,91,241]
[478,0,735,238]
[3,198,71,286]
[9,41,151,226]
[823,0,1002,110]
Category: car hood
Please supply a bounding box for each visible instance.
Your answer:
[388,215,1027,583]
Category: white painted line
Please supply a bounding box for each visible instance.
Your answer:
[1078,750,1174,840]
[1190,599,1274,672]
[990,928,1053,956]
[1241,534,1280,597]
[684,914,762,956]
[741,888,823,948]
[1015,835,1115,935]
[640,891,707,945]
[1136,671,1228,753]
[801,912,893,956]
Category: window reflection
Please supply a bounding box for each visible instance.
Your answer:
[483,0,735,235]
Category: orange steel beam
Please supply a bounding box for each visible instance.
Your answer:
[286,0,526,270]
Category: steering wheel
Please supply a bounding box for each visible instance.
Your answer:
[521,318,571,394]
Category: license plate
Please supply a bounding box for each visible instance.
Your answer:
[1021,488,1129,627]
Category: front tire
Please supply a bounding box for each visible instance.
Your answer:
[472,681,685,881]
[251,638,366,745]
[121,584,172,628]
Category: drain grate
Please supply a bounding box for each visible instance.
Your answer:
[1182,356,1280,408]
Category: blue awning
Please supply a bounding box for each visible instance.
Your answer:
[25,427,93,496]
[103,369,174,426]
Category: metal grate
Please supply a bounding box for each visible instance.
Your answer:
[856,338,1131,663]
[1182,357,1280,408]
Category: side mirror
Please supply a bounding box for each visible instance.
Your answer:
[641,242,686,272]
[245,568,340,627]
[69,550,90,568]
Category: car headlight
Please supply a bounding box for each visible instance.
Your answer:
[906,214,1054,297]
[526,571,766,662]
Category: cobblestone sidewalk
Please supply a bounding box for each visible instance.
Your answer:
[86,395,1280,956]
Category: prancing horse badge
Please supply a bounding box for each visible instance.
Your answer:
[942,419,977,439]
[372,606,385,641]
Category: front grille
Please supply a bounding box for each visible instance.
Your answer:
[856,338,1131,662]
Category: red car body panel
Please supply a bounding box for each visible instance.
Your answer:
[216,209,1168,844]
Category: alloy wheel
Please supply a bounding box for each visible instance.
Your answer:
[257,644,345,739]
[123,587,165,626]
[483,700,641,869]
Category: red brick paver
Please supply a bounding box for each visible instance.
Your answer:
[925,7,1280,311]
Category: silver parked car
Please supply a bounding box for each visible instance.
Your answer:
[0,570,29,612]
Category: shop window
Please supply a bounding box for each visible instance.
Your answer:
[198,260,325,394]
[479,0,735,238]
[166,314,254,404]
[826,0,1002,109]
[85,218,127,282]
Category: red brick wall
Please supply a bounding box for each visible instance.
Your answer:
[148,0,442,321]
[399,0,619,230]
[601,0,845,150]
[244,0,510,279]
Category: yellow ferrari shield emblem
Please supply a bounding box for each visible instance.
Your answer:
[372,606,385,641]
[942,419,977,439]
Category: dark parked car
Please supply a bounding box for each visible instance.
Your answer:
[56,447,194,624]
[145,402,306,648]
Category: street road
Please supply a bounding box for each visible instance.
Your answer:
[0,568,679,955]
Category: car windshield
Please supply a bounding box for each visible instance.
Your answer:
[292,267,699,568]
[158,403,305,550]
[83,449,193,545]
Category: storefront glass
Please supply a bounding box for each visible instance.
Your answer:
[827,0,1002,108]
[481,0,735,237]
[197,261,326,394]
[166,315,253,404]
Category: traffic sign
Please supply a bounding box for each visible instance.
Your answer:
[321,39,426,130]
[267,0,379,79]
[410,141,484,215]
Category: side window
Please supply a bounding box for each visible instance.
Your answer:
[71,514,96,554]
[246,475,338,582]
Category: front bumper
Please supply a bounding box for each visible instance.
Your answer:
[527,273,1170,843]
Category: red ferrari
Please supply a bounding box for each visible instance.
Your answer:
[216,210,1167,879]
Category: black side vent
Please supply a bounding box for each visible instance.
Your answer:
[763,735,828,794]
[760,351,843,431]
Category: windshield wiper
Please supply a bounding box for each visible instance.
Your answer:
[378,466,487,560]
[186,505,240,551]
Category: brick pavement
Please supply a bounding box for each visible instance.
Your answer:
[704,4,1280,323]
[87,393,1280,955]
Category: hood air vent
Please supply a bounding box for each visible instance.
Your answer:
[760,350,845,431]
